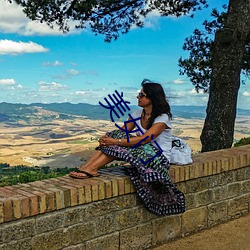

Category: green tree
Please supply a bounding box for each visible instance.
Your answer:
[234,137,250,147]
[200,0,250,152]
[179,5,250,92]
[8,0,208,42]
[179,3,250,152]
[8,0,250,152]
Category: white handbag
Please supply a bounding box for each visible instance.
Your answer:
[170,136,193,165]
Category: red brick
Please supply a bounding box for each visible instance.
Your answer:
[52,186,70,208]
[63,182,84,204]
[222,158,229,172]
[198,163,205,177]
[179,166,185,181]
[104,179,112,198]
[2,198,12,222]
[20,196,30,218]
[4,188,31,218]
[0,187,16,198]
[189,165,196,180]
[29,180,48,187]
[96,176,113,199]
[12,197,22,220]
[83,179,104,201]
[202,162,208,176]
[55,178,85,205]
[91,183,99,201]
[184,165,191,180]
[47,187,64,210]
[27,187,55,213]
[116,176,125,195]
[82,183,92,203]
[169,167,176,182]
[208,161,213,175]
[0,200,4,223]
[124,177,131,194]
[247,153,250,165]
[216,158,222,172]
[32,191,47,214]
[130,183,136,193]
[61,185,78,206]
[44,190,56,211]
[10,189,38,216]
[77,187,85,205]
[18,185,52,213]
[100,174,119,197]
[98,181,105,200]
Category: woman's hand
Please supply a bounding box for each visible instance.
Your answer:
[99,136,117,147]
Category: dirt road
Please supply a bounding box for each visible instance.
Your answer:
[151,213,250,250]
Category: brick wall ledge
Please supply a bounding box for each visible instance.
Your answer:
[0,145,250,224]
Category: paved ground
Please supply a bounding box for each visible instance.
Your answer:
[151,213,250,250]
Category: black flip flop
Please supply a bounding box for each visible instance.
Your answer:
[69,169,100,179]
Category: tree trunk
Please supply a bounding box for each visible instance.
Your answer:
[200,0,250,152]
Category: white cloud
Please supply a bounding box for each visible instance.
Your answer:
[68,69,80,76]
[38,81,68,91]
[74,88,111,100]
[172,79,185,85]
[75,91,86,95]
[17,84,24,89]
[0,78,16,85]
[188,89,207,95]
[0,0,83,36]
[0,78,24,91]
[243,91,250,97]
[144,10,161,29]
[0,1,27,33]
[94,87,108,91]
[175,91,186,97]
[166,88,209,107]
[189,89,198,94]
[131,7,180,30]
[43,60,63,66]
[0,39,48,55]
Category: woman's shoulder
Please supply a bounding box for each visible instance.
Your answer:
[131,109,143,118]
[155,113,171,120]
[153,113,172,127]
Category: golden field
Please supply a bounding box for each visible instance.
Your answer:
[0,115,249,167]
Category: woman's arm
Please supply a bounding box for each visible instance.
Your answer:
[120,117,135,131]
[99,117,136,142]
[100,122,168,147]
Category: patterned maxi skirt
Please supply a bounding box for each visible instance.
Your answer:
[97,130,185,216]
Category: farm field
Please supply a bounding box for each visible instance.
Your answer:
[0,114,249,168]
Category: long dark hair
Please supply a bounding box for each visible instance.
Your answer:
[141,79,172,129]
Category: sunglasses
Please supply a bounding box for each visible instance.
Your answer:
[138,92,146,98]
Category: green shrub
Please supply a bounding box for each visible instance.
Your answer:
[234,137,250,147]
[0,165,78,187]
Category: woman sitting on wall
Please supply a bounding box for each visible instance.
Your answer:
[69,79,185,216]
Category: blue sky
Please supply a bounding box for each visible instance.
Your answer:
[0,0,249,109]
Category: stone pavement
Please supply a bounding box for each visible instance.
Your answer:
[151,213,250,250]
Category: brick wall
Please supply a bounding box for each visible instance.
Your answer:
[0,145,249,250]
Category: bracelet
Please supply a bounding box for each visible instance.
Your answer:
[118,139,122,145]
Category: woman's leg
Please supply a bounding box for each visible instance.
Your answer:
[81,150,103,168]
[69,150,116,178]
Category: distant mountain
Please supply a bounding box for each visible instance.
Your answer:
[31,102,109,120]
[171,106,250,119]
[172,105,206,119]
[0,102,249,124]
